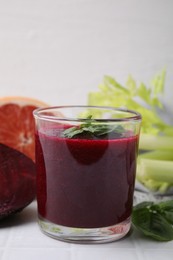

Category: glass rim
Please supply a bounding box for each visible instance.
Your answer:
[33,105,142,122]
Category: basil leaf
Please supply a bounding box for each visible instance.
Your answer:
[132,200,173,241]
[62,127,84,138]
[62,115,125,139]
[156,200,173,225]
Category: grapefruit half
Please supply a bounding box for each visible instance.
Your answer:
[0,96,48,161]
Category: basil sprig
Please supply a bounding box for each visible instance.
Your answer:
[62,115,125,139]
[132,200,173,241]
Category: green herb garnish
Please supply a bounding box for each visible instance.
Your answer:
[132,200,173,241]
[62,115,125,139]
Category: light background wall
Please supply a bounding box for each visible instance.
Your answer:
[0,0,172,116]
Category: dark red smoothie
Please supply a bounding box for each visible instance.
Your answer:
[36,125,139,228]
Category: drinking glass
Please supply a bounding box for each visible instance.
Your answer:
[33,106,141,243]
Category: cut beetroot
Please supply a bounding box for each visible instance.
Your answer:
[0,143,36,220]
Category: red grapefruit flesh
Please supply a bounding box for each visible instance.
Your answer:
[0,96,48,161]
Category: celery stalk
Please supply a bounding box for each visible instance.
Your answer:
[137,158,173,192]
[139,134,173,151]
[138,150,173,161]
[137,149,173,192]
[140,179,170,193]
[137,159,173,182]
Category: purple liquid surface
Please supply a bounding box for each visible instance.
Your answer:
[36,125,139,228]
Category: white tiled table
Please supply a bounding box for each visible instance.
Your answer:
[0,201,173,260]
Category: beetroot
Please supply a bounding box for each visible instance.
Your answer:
[0,143,36,219]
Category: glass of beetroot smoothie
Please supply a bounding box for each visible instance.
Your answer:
[33,106,141,243]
